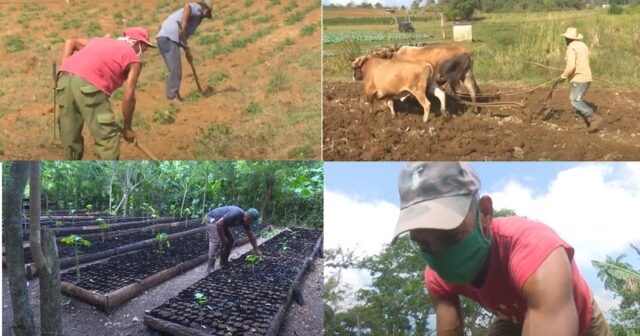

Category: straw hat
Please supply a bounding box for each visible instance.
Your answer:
[561,27,583,40]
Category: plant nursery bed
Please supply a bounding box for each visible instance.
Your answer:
[57,224,272,312]
[60,232,208,313]
[144,227,323,336]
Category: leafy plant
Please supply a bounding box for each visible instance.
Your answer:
[246,253,262,272]
[155,232,170,251]
[55,221,63,227]
[259,230,277,239]
[60,235,91,282]
[85,204,93,211]
[279,241,289,251]
[4,36,25,53]
[96,218,108,242]
[242,102,263,116]
[152,104,179,124]
[194,292,208,305]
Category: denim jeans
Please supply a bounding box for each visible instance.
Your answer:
[570,82,594,117]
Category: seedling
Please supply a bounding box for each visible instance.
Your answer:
[194,292,208,305]
[258,230,277,239]
[155,232,170,251]
[60,234,91,282]
[55,221,63,227]
[279,241,289,251]
[96,218,108,242]
[85,204,93,211]
[246,254,262,272]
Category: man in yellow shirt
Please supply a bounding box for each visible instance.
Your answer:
[559,27,603,132]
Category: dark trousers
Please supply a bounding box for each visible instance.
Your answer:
[156,37,182,100]
[220,225,235,265]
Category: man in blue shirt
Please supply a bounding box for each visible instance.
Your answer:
[156,1,212,101]
[204,206,261,273]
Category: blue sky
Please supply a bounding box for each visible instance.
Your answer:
[325,162,640,315]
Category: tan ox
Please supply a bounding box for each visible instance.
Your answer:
[351,55,446,123]
[365,44,480,110]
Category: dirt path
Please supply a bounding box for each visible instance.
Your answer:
[2,227,322,335]
[323,81,640,161]
[0,0,321,160]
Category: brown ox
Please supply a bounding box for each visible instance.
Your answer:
[362,44,481,110]
[351,55,446,123]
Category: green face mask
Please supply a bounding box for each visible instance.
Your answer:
[420,209,490,284]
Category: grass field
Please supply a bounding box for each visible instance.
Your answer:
[323,7,640,89]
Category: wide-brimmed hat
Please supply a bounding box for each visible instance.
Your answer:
[202,0,213,18]
[392,162,480,242]
[124,27,156,47]
[561,27,583,40]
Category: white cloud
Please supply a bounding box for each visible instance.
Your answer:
[488,163,640,268]
[324,190,399,257]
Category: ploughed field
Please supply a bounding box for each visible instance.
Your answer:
[323,81,640,161]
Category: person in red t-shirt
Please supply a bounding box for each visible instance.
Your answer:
[57,27,155,160]
[392,162,612,336]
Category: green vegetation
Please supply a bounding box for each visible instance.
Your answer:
[268,0,281,8]
[274,37,296,52]
[259,230,278,239]
[324,31,432,44]
[592,244,640,334]
[197,32,221,46]
[85,22,103,37]
[3,36,26,53]
[194,292,208,305]
[208,25,278,58]
[194,122,232,158]
[253,15,274,24]
[243,101,263,115]
[96,218,108,242]
[282,1,298,13]
[184,90,204,102]
[207,70,230,86]
[62,17,82,30]
[152,104,179,124]
[324,9,640,88]
[300,23,319,37]
[155,232,170,251]
[244,0,253,8]
[267,71,290,94]
[60,235,91,282]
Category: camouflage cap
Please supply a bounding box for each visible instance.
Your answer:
[393,162,480,241]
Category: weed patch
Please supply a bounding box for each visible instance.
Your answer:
[152,104,179,124]
[243,101,263,116]
[300,23,319,36]
[4,36,26,53]
[62,18,83,30]
[197,33,221,46]
[207,70,230,86]
[85,22,103,37]
[194,122,231,158]
[267,71,289,94]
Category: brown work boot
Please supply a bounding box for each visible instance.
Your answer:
[586,113,604,133]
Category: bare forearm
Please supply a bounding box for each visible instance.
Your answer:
[248,233,259,251]
[122,95,135,130]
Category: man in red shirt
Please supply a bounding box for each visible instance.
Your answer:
[392,162,611,335]
[57,27,155,160]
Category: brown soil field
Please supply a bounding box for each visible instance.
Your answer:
[0,0,321,160]
[323,81,640,161]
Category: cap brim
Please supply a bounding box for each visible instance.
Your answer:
[392,195,472,242]
[142,41,156,48]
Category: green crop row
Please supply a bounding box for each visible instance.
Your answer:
[323,31,433,44]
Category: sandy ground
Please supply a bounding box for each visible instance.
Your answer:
[2,228,323,335]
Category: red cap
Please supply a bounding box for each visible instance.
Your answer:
[123,27,156,48]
